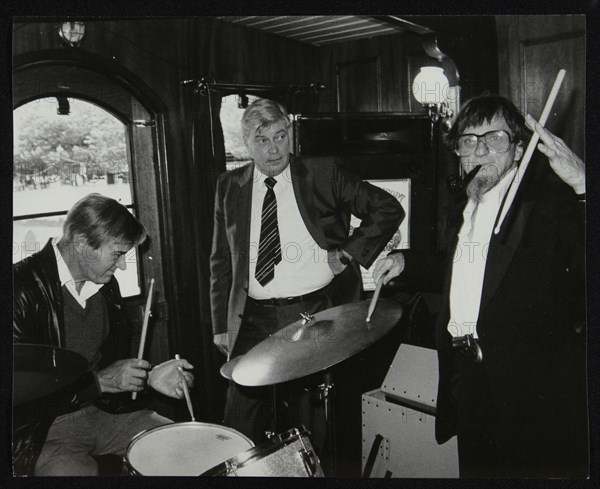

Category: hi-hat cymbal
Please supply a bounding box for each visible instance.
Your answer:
[232,299,402,386]
[13,344,88,405]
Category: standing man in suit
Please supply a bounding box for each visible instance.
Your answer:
[210,99,404,449]
[375,95,587,478]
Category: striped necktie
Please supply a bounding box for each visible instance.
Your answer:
[255,177,282,286]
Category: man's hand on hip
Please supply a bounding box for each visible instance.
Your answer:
[327,248,351,275]
[96,358,151,393]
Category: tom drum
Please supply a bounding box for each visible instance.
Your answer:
[202,427,324,477]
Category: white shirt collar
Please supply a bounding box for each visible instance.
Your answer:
[52,238,103,307]
[252,163,291,187]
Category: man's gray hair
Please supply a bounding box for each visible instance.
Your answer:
[63,193,147,249]
[241,98,291,143]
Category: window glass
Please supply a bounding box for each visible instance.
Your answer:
[13,98,141,296]
[220,94,259,171]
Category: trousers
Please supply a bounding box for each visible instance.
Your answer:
[34,405,171,476]
[451,350,588,478]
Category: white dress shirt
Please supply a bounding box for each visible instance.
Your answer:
[52,238,103,308]
[447,167,517,338]
[248,165,334,299]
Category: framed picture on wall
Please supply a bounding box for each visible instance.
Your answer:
[351,178,411,291]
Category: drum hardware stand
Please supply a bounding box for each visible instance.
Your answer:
[299,311,337,476]
[272,385,278,435]
[314,371,336,476]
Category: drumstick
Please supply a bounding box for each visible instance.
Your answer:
[175,354,195,422]
[494,69,566,235]
[132,278,155,400]
[366,273,386,322]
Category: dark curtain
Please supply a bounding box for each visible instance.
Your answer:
[188,89,227,422]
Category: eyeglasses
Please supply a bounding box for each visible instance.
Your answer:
[456,130,515,156]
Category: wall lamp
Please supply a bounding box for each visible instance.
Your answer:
[412,34,460,129]
[58,21,86,47]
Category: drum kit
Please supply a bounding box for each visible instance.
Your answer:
[13,298,402,477]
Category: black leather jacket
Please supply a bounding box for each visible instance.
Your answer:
[13,239,142,475]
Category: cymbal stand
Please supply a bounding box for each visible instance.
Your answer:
[272,385,278,434]
[301,312,337,475]
[316,370,336,476]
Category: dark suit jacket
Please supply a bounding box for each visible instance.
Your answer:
[209,155,404,356]
[429,161,587,476]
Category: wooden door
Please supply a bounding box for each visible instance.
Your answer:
[496,15,585,159]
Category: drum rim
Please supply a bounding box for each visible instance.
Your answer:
[202,426,310,476]
[125,421,254,472]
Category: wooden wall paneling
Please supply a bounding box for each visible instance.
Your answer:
[336,56,382,112]
[380,34,409,112]
[320,34,409,113]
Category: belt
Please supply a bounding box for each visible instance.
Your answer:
[247,285,330,307]
[452,334,483,363]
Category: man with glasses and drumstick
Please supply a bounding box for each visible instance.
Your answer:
[374,95,587,477]
[210,98,404,468]
[13,193,195,476]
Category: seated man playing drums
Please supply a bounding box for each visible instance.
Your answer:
[13,193,194,476]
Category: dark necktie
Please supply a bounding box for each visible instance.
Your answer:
[255,177,282,286]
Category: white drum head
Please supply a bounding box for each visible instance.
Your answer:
[126,422,254,476]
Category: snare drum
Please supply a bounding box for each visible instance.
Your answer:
[202,427,324,477]
[124,422,254,476]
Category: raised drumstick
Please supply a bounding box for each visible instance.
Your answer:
[494,69,566,234]
[132,278,154,400]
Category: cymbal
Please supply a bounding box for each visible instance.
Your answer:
[13,344,88,405]
[232,299,402,387]
[220,356,242,380]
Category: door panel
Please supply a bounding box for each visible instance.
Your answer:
[128,98,170,362]
[496,16,585,159]
[521,31,585,159]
